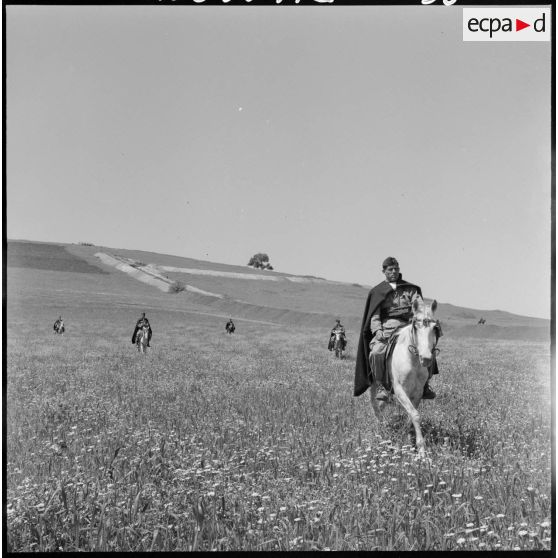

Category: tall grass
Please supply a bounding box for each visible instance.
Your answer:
[6,315,552,551]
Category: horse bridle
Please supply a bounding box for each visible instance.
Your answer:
[408,317,442,356]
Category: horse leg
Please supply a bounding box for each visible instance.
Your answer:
[392,383,425,457]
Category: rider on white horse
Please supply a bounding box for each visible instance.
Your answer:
[328,319,346,351]
[354,257,439,402]
[132,312,152,347]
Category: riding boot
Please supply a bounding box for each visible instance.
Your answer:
[371,353,389,401]
[429,356,440,376]
[422,381,436,399]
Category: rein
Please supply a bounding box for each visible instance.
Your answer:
[408,317,442,356]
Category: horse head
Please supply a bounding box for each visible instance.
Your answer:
[410,299,442,367]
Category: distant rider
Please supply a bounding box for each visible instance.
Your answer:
[329,319,346,351]
[226,318,235,333]
[53,316,64,334]
[132,312,152,347]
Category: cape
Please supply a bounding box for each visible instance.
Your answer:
[354,276,422,397]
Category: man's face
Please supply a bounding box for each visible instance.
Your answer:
[383,265,400,282]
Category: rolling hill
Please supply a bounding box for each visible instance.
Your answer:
[6,239,550,341]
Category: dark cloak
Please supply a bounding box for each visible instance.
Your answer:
[354,275,422,397]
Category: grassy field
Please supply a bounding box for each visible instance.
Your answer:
[6,299,552,551]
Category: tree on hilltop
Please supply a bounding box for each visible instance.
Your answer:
[247,253,274,270]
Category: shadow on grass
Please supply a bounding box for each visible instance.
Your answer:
[421,417,487,457]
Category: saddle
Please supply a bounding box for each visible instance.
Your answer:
[381,331,401,393]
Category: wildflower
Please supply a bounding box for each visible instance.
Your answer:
[456,537,466,544]
[496,514,505,518]
[452,493,462,499]
[279,507,287,512]
[518,530,528,537]
[540,521,550,528]
[474,495,483,501]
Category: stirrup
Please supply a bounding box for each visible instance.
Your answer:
[375,385,389,401]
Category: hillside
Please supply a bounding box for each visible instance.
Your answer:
[6,240,550,341]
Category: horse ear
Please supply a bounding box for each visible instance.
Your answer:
[431,300,437,313]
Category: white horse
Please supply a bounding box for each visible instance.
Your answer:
[333,331,345,358]
[369,299,441,457]
[136,325,149,354]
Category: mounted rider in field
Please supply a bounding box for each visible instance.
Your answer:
[354,257,439,401]
[328,319,346,351]
[53,316,64,334]
[226,318,235,333]
[132,312,152,347]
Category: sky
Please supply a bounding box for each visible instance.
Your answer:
[6,4,552,319]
